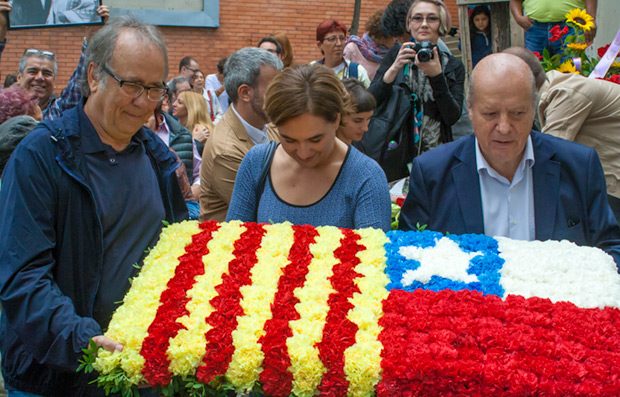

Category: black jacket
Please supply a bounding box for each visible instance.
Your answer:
[369,43,465,144]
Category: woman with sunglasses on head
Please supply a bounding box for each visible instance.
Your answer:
[370,0,464,153]
[226,64,391,232]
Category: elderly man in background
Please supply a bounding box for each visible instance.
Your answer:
[199,47,282,222]
[398,53,620,266]
[1,1,110,119]
[504,46,620,222]
[0,16,187,395]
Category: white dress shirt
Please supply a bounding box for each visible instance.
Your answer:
[230,104,269,145]
[476,136,536,240]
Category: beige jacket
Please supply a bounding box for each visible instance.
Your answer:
[539,70,620,199]
[199,107,279,221]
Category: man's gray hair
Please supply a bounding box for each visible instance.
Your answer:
[224,47,283,105]
[80,15,169,97]
[168,76,190,98]
[19,53,58,77]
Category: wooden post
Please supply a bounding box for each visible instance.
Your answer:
[456,0,524,77]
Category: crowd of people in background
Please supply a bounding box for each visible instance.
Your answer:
[1,0,620,394]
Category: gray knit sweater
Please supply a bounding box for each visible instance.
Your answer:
[226,143,391,231]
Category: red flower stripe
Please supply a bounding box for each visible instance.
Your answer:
[259,225,319,397]
[140,220,221,386]
[317,228,365,395]
[196,222,267,383]
[378,289,620,395]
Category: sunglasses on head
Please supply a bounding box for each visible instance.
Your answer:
[24,49,56,59]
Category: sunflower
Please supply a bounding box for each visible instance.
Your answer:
[557,60,578,74]
[611,62,620,69]
[566,43,589,51]
[565,8,595,32]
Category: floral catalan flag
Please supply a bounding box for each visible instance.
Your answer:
[91,221,620,396]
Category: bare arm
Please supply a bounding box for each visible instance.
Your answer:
[584,0,597,43]
[510,0,533,31]
[0,1,9,42]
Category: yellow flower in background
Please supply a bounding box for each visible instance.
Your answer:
[557,60,578,74]
[566,43,588,51]
[611,61,620,68]
[565,8,594,32]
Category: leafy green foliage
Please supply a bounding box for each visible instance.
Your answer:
[77,339,99,374]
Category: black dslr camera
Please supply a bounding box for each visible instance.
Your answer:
[412,40,437,63]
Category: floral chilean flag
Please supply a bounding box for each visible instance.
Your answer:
[91,221,620,396]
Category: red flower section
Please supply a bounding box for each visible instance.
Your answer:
[317,229,365,396]
[598,44,611,57]
[604,75,620,84]
[532,51,543,60]
[549,25,569,42]
[259,225,319,396]
[377,289,620,395]
[140,221,221,386]
[196,222,267,383]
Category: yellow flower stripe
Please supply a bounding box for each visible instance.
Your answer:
[94,220,201,384]
[287,226,343,397]
[167,221,245,375]
[344,227,390,396]
[226,223,296,391]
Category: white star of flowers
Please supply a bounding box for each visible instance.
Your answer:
[399,237,482,287]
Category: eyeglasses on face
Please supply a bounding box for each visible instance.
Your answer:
[100,65,168,102]
[184,66,199,73]
[324,35,347,44]
[409,15,441,24]
[24,49,56,59]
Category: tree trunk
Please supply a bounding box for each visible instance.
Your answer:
[350,0,362,36]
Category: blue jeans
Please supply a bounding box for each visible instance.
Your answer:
[524,21,575,56]
[187,200,200,220]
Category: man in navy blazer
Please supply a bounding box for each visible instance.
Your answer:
[399,53,620,267]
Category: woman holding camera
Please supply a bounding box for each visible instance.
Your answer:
[226,64,391,231]
[370,0,464,152]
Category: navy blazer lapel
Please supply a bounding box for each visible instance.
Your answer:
[531,131,560,240]
[452,136,484,234]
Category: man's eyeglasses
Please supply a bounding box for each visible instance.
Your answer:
[409,15,441,24]
[101,65,168,102]
[24,49,56,59]
[184,66,199,73]
[324,35,347,44]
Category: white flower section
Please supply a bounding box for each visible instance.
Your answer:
[497,237,620,309]
[400,237,482,287]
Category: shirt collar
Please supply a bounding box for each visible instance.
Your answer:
[231,103,269,144]
[475,134,535,181]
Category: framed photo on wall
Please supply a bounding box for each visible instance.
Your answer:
[8,0,103,29]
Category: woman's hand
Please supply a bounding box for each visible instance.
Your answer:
[382,42,418,84]
[193,124,210,143]
[414,46,442,78]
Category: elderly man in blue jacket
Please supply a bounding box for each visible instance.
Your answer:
[0,16,188,395]
[398,53,620,268]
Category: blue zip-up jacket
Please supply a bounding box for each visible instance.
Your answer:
[0,106,188,395]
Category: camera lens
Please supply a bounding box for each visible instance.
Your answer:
[417,49,432,63]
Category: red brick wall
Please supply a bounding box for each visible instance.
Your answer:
[1,0,458,90]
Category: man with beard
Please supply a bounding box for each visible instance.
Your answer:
[199,47,282,221]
